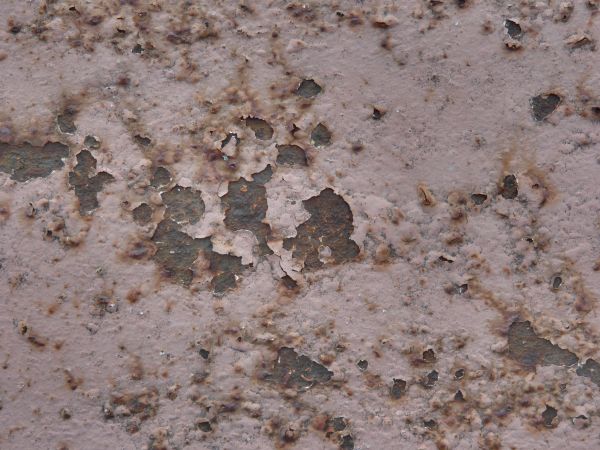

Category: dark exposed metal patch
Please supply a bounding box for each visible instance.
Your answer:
[0,141,69,181]
[311,122,331,147]
[507,321,578,368]
[245,117,273,140]
[500,174,518,199]
[276,144,308,167]
[221,165,273,256]
[162,185,205,225]
[268,347,333,390]
[295,79,322,98]
[283,188,359,270]
[68,150,114,215]
[530,93,561,121]
[151,219,245,292]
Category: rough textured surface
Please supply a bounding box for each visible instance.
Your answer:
[2,1,600,450]
[0,141,69,181]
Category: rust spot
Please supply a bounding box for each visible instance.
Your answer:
[0,142,69,181]
[283,188,359,270]
[64,369,83,390]
[106,387,159,422]
[417,183,436,206]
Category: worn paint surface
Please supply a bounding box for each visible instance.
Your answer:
[1,1,600,450]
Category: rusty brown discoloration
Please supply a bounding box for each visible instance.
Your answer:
[417,183,436,206]
[68,150,114,215]
[0,141,69,181]
[283,189,359,270]
[105,387,160,422]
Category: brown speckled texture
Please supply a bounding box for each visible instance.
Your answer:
[1,1,600,449]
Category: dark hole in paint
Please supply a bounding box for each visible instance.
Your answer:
[57,111,77,134]
[311,123,331,147]
[500,174,518,199]
[504,19,522,39]
[197,421,212,432]
[530,93,561,121]
[551,275,562,290]
[280,275,298,290]
[372,108,385,120]
[423,419,437,429]
[471,193,487,205]
[357,359,368,371]
[542,405,557,428]
[132,203,153,225]
[134,135,152,146]
[390,378,407,398]
[245,117,273,140]
[330,417,347,431]
[422,349,436,363]
[84,135,101,149]
[340,435,354,450]
[422,370,438,388]
[276,144,307,167]
[151,167,171,189]
[295,79,322,98]
[456,283,468,294]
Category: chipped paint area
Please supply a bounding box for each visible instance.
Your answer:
[1,1,600,450]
